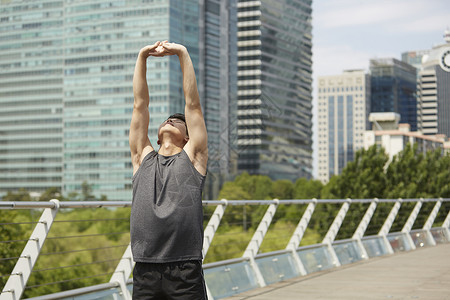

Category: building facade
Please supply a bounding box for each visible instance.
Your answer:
[317,70,371,183]
[417,30,450,137]
[0,0,237,200]
[364,112,450,160]
[370,58,418,131]
[198,0,238,199]
[0,1,65,196]
[236,0,313,181]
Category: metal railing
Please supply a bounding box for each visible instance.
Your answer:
[1,198,449,300]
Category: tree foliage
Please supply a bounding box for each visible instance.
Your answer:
[385,144,450,198]
[294,178,323,199]
[323,145,389,199]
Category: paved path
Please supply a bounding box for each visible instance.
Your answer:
[224,243,450,300]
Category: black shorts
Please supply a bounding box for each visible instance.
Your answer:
[132,260,208,300]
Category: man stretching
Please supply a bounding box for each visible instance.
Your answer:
[129,41,208,299]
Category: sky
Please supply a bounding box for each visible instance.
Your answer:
[310,0,450,177]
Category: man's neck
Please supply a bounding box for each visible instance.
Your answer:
[158,142,183,156]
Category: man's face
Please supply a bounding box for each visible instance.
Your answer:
[158,117,188,138]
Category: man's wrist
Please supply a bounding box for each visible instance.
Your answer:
[176,46,188,57]
[139,48,150,59]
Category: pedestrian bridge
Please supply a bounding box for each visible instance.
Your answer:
[1,198,449,300]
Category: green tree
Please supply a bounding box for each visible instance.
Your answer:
[384,144,450,198]
[216,181,251,229]
[38,187,63,201]
[81,181,95,201]
[234,172,273,200]
[2,188,32,202]
[217,181,251,200]
[271,179,294,199]
[324,145,389,199]
[384,143,424,198]
[294,178,323,199]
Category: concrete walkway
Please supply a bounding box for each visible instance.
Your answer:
[224,243,450,300]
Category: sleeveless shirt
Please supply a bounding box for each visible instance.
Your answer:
[130,149,206,263]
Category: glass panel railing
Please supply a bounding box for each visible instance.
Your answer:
[387,232,412,252]
[410,229,433,248]
[25,283,123,300]
[297,244,335,274]
[362,236,389,257]
[255,251,300,285]
[332,240,363,265]
[204,260,258,299]
[60,288,121,300]
[430,227,449,244]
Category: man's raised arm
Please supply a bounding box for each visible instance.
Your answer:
[161,42,208,175]
[129,42,162,174]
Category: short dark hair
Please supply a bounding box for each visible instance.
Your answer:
[168,113,186,123]
[168,113,188,136]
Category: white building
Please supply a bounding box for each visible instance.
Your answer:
[364,112,450,161]
[317,70,371,183]
[417,29,450,136]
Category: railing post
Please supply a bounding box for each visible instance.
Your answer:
[285,199,317,276]
[202,200,228,300]
[441,208,450,241]
[110,245,133,300]
[322,199,351,267]
[402,199,423,250]
[1,199,60,300]
[378,199,402,254]
[203,200,228,258]
[352,198,378,260]
[422,199,442,246]
[242,199,279,287]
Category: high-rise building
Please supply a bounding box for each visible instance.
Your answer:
[317,70,371,183]
[236,0,313,181]
[0,0,237,200]
[0,1,65,196]
[370,58,418,131]
[417,30,450,137]
[199,0,238,199]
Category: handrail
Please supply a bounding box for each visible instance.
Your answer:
[1,198,447,210]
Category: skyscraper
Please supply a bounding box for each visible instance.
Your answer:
[317,70,371,183]
[236,0,313,181]
[199,0,238,199]
[0,1,65,196]
[370,58,418,131]
[417,30,450,137]
[0,0,237,200]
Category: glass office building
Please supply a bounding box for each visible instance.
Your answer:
[0,1,65,196]
[236,0,313,181]
[0,0,236,200]
[370,58,418,132]
[199,0,238,199]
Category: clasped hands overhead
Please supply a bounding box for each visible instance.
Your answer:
[144,41,187,57]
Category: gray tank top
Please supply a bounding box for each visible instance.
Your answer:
[130,149,206,263]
